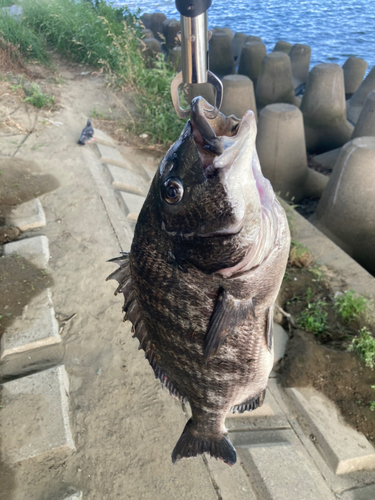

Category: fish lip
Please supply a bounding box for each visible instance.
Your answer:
[164,220,244,240]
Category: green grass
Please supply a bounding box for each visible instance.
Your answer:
[13,0,184,144]
[349,327,375,369]
[334,289,369,324]
[0,8,49,63]
[298,287,328,335]
[10,76,55,108]
[288,240,313,268]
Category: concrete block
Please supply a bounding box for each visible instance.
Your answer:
[273,40,292,54]
[232,32,247,63]
[3,235,49,269]
[0,289,63,381]
[352,89,375,139]
[314,147,342,170]
[104,164,145,196]
[209,32,235,78]
[118,191,145,222]
[97,143,133,170]
[220,75,257,120]
[6,198,46,231]
[1,366,75,463]
[288,387,375,474]
[273,322,288,366]
[339,485,375,500]
[93,128,115,147]
[342,56,368,97]
[226,387,290,431]
[238,440,326,500]
[347,66,375,124]
[238,41,267,88]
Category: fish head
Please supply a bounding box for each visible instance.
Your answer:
[145,97,280,273]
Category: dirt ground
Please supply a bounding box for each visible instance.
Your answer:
[1,53,375,498]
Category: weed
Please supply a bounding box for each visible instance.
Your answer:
[92,107,105,119]
[348,327,375,369]
[334,289,369,324]
[288,240,313,268]
[298,288,328,334]
[24,83,55,108]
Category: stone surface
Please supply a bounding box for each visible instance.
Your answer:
[311,137,375,275]
[220,74,257,120]
[0,289,63,381]
[256,103,327,202]
[93,128,115,147]
[342,56,368,97]
[289,43,311,88]
[97,143,134,170]
[118,191,145,221]
[205,458,256,500]
[163,18,180,50]
[255,52,297,110]
[237,436,326,500]
[209,32,235,78]
[314,147,342,169]
[273,40,292,54]
[273,322,288,367]
[339,485,375,500]
[238,41,266,88]
[232,32,247,62]
[149,12,166,41]
[3,235,50,268]
[6,198,46,231]
[288,387,375,474]
[104,164,145,196]
[1,366,75,463]
[301,63,354,154]
[347,66,375,124]
[352,89,375,139]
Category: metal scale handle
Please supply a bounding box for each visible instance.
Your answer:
[171,0,223,119]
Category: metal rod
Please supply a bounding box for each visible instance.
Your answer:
[180,12,208,85]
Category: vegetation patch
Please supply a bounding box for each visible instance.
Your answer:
[349,327,375,370]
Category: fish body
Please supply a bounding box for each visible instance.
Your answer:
[78,118,94,145]
[108,98,290,465]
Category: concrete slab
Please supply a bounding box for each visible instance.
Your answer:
[205,457,257,499]
[1,365,75,463]
[2,235,50,269]
[94,128,115,147]
[273,322,288,367]
[97,143,133,170]
[339,485,375,500]
[314,147,342,169]
[0,289,63,381]
[288,387,375,474]
[226,387,290,431]
[117,191,145,222]
[104,164,145,196]
[6,198,46,231]
[238,440,326,500]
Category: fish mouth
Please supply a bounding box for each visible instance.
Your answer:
[190,97,254,171]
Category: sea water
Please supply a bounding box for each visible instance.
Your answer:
[114,0,375,71]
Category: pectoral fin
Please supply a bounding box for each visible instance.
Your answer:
[204,289,255,360]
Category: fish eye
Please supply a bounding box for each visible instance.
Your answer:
[163,178,184,205]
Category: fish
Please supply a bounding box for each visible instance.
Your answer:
[107,97,290,466]
[77,118,94,145]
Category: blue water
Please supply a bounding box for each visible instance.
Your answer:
[114,0,375,71]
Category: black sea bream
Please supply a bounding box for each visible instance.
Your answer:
[108,97,290,466]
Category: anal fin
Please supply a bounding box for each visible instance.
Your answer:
[230,389,267,414]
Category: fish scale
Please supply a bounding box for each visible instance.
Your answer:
[108,97,290,466]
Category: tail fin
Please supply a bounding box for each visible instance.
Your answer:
[171,419,236,466]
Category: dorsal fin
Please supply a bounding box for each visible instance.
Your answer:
[108,254,187,404]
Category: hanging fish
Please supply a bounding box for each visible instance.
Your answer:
[108,97,290,466]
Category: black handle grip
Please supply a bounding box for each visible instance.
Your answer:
[175,0,212,18]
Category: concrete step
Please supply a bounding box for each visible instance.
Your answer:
[117,191,146,222]
[0,289,63,382]
[62,493,82,500]
[338,484,375,500]
[97,142,134,171]
[103,163,147,196]
[6,198,46,231]
[3,235,50,269]
[1,365,75,464]
[288,387,375,474]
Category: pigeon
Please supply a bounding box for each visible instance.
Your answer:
[78,118,94,145]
